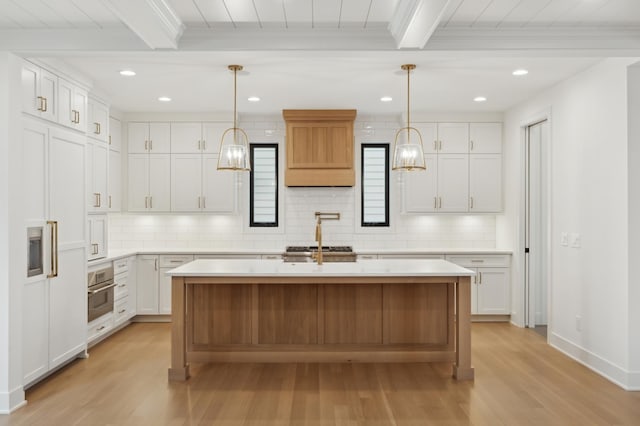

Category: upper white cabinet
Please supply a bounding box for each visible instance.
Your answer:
[170,122,230,154]
[88,98,109,142]
[436,123,469,154]
[469,123,502,154]
[128,122,170,153]
[128,154,171,212]
[57,77,87,132]
[109,149,121,211]
[88,214,108,260]
[87,139,109,213]
[22,61,58,122]
[171,154,235,212]
[109,116,122,151]
[403,121,502,213]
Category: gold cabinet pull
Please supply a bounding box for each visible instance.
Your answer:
[434,197,437,209]
[93,193,100,207]
[144,140,148,151]
[470,197,474,209]
[109,135,112,145]
[109,195,112,209]
[47,220,58,278]
[202,197,206,209]
[149,196,153,209]
[42,97,47,112]
[197,196,201,209]
[149,140,153,151]
[470,140,474,151]
[94,122,100,134]
[438,197,442,209]
[144,196,148,209]
[37,96,44,111]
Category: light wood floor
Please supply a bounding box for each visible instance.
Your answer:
[2,322,639,425]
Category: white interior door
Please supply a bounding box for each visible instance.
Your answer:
[525,120,549,328]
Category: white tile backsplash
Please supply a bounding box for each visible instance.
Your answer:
[109,115,497,251]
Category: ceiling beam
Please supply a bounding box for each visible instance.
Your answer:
[100,0,185,49]
[388,0,451,49]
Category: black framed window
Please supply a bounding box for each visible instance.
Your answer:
[250,144,278,227]
[361,144,390,227]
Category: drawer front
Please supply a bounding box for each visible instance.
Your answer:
[88,313,114,342]
[159,254,194,268]
[114,271,129,301]
[445,254,510,268]
[261,254,282,260]
[357,254,378,260]
[114,297,134,325]
[113,257,129,274]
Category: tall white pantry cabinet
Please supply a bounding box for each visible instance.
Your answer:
[21,120,87,386]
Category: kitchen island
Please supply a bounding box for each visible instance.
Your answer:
[167,259,475,381]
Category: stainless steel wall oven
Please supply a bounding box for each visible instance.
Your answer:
[88,266,115,322]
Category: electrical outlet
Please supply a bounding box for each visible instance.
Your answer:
[576,315,582,332]
[561,232,569,246]
[571,233,581,248]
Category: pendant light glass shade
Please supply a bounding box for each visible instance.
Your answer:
[392,64,425,171]
[218,65,251,171]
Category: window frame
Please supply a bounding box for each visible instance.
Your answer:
[249,143,279,227]
[360,143,390,227]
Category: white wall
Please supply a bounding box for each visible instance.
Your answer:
[503,58,639,388]
[109,114,499,251]
[0,52,26,413]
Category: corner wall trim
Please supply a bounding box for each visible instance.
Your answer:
[0,385,26,414]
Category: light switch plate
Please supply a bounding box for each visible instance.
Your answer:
[561,232,569,246]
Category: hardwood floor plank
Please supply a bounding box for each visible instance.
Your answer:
[2,322,640,425]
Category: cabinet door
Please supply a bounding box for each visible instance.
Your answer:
[109,149,121,211]
[39,68,58,122]
[88,215,108,260]
[159,268,172,314]
[57,78,76,129]
[48,246,87,368]
[22,121,48,223]
[470,154,502,212]
[437,154,469,212]
[136,255,159,314]
[128,123,149,153]
[149,122,171,153]
[88,99,109,142]
[171,122,202,153]
[21,62,41,116]
[49,128,86,247]
[403,155,437,213]
[149,154,171,211]
[22,275,49,385]
[73,87,88,133]
[415,123,438,154]
[171,154,202,211]
[437,123,469,154]
[476,268,510,315]
[128,154,149,211]
[202,155,235,212]
[470,123,502,154]
[202,122,230,154]
[88,141,108,213]
[109,117,122,152]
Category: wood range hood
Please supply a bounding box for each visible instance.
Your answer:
[283,109,357,187]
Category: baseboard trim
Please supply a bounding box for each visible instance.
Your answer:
[0,385,26,414]
[132,315,171,323]
[472,314,510,322]
[549,332,639,391]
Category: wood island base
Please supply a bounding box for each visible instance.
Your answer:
[169,272,474,382]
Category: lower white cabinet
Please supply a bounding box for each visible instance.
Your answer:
[88,214,107,260]
[113,256,136,326]
[159,255,194,314]
[445,255,511,315]
[137,254,193,315]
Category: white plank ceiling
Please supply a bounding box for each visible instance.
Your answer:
[1,0,639,29]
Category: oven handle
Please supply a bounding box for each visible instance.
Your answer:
[88,282,117,295]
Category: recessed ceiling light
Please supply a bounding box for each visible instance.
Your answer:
[248,96,260,102]
[380,96,393,102]
[474,96,487,102]
[119,70,136,76]
[158,96,172,102]
[512,69,529,76]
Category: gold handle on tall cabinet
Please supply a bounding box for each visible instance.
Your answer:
[479,271,482,284]
[47,220,58,278]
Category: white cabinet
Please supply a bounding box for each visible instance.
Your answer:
[470,154,502,212]
[469,123,502,154]
[136,255,159,315]
[446,255,511,315]
[170,122,230,154]
[58,77,87,132]
[88,215,108,260]
[109,149,121,211]
[88,98,109,143]
[22,120,87,385]
[21,61,57,122]
[87,313,114,345]
[109,116,122,152]
[87,139,109,213]
[171,154,235,212]
[438,154,469,212]
[159,255,194,314]
[128,154,171,211]
[414,123,438,154]
[404,155,437,212]
[128,122,170,153]
[436,123,469,153]
[113,256,136,326]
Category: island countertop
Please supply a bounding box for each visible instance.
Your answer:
[165,258,475,278]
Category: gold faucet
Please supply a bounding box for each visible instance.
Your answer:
[313,212,340,265]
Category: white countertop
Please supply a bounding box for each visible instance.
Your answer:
[165,258,475,277]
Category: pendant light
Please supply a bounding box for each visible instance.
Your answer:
[217,65,251,171]
[392,64,425,171]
